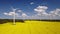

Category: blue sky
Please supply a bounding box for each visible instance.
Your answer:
[0,0,60,19]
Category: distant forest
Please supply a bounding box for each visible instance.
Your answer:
[0,19,60,24]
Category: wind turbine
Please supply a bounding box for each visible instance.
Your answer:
[11,7,17,25]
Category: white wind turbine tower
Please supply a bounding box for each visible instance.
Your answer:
[11,7,17,25]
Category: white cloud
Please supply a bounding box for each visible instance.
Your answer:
[3,7,22,17]
[3,7,28,18]
[22,13,27,17]
[30,2,34,5]
[33,6,60,19]
[34,6,48,12]
[9,12,15,15]
[34,6,48,16]
[50,8,60,16]
[4,12,19,16]
[17,10,22,12]
[4,13,8,15]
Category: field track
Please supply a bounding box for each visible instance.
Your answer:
[0,21,60,34]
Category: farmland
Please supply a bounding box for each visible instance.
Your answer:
[0,20,60,34]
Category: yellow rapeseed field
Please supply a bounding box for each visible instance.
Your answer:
[0,21,60,34]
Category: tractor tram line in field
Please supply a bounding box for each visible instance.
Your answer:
[27,22,31,34]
